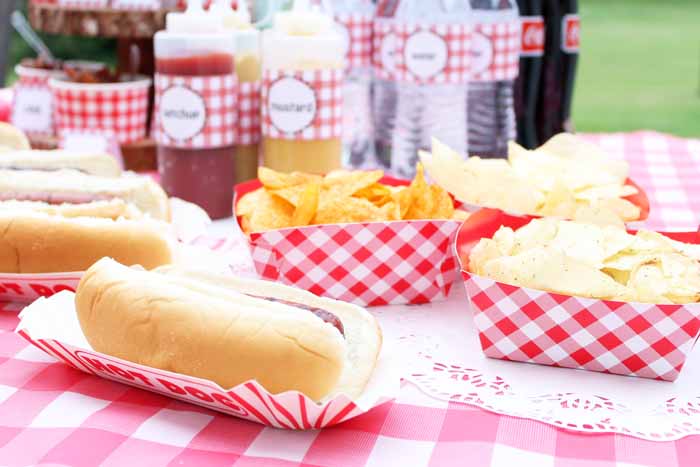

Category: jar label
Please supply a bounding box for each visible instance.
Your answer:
[373,18,397,79]
[262,69,342,141]
[394,23,471,84]
[154,74,237,149]
[11,87,53,135]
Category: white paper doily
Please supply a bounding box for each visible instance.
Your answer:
[220,221,700,441]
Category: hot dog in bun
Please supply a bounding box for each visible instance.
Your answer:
[0,149,121,177]
[75,259,382,401]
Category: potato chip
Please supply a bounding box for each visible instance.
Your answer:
[269,184,309,207]
[236,187,264,217]
[391,186,413,219]
[421,135,639,222]
[323,170,384,199]
[379,201,401,221]
[314,196,387,224]
[258,166,322,189]
[470,218,700,304]
[354,183,393,206]
[290,182,320,227]
[573,204,626,229]
[247,191,295,232]
[404,163,435,220]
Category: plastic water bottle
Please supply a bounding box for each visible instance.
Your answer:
[390,0,472,178]
[467,0,520,158]
[327,0,377,168]
[372,0,400,169]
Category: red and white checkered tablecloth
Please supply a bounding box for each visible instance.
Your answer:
[1,131,700,466]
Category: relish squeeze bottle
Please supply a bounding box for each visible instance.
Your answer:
[261,0,345,174]
[154,0,237,219]
[211,0,262,184]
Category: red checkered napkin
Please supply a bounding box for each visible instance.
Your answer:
[335,13,373,70]
[236,80,261,145]
[372,18,396,80]
[394,23,471,84]
[154,73,237,149]
[50,77,150,144]
[470,21,521,82]
[261,69,343,141]
[16,291,398,429]
[457,210,700,382]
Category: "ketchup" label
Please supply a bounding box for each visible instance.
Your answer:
[521,16,545,57]
[562,14,580,53]
[154,73,237,149]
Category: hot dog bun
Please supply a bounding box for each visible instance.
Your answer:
[0,199,144,220]
[0,169,169,220]
[75,259,382,401]
[0,149,121,177]
[0,123,30,151]
[0,211,173,273]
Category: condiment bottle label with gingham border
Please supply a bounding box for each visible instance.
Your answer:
[261,69,343,141]
[470,21,521,82]
[154,73,237,149]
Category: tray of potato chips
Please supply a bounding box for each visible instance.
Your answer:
[234,166,469,306]
[456,208,700,381]
[420,133,649,228]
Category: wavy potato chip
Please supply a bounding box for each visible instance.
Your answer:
[354,183,393,206]
[236,187,265,217]
[258,166,322,189]
[323,170,384,199]
[291,182,320,227]
[314,196,387,224]
[247,191,294,232]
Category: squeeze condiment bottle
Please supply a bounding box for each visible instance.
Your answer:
[154,0,236,219]
[261,0,344,174]
[211,0,261,184]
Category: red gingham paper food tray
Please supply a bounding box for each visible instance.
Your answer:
[235,177,462,307]
[0,198,212,303]
[456,208,700,381]
[15,291,399,429]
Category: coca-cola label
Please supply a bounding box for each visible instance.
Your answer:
[562,14,580,53]
[521,16,545,57]
[404,30,448,80]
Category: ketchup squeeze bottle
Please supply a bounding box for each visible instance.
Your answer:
[261,0,345,174]
[154,0,237,219]
[211,0,261,184]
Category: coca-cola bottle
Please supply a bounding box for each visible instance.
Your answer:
[560,0,579,132]
[535,0,561,143]
[467,0,521,159]
[513,0,544,149]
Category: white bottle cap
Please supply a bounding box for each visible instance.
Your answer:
[166,0,222,34]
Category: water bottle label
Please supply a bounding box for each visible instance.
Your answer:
[262,69,343,141]
[373,19,398,79]
[562,14,580,53]
[335,13,373,70]
[395,23,471,84]
[520,16,545,57]
[470,22,520,82]
[154,73,237,149]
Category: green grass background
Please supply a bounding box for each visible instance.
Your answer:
[5,0,700,137]
[573,0,700,137]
